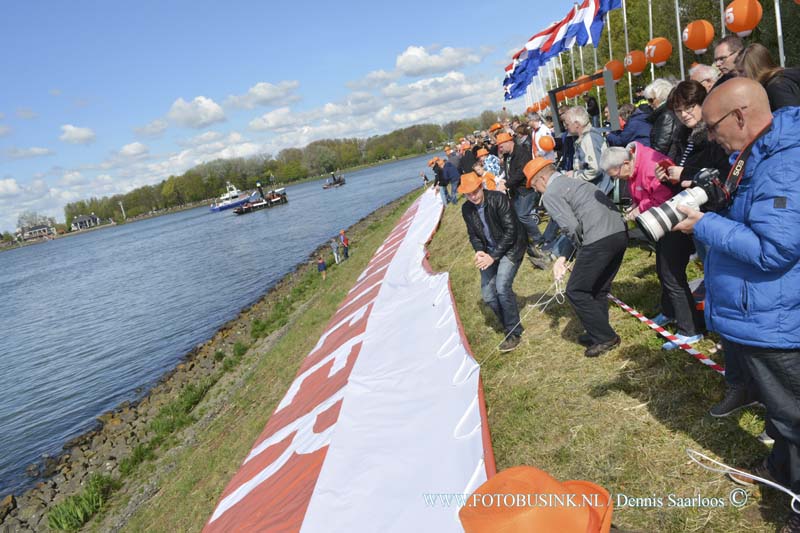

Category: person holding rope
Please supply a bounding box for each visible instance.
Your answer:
[673,78,800,532]
[460,172,528,353]
[525,157,628,358]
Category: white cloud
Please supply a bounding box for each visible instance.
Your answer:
[16,108,38,119]
[0,125,10,137]
[321,92,382,118]
[167,96,225,128]
[59,124,96,144]
[396,46,482,77]
[225,80,300,109]
[0,178,21,197]
[119,142,149,157]
[248,107,305,132]
[7,147,54,159]
[60,171,85,186]
[347,69,401,89]
[134,119,168,137]
[180,131,223,146]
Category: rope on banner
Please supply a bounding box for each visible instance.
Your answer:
[606,293,725,375]
[687,449,800,513]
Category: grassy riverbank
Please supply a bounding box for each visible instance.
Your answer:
[70,188,425,532]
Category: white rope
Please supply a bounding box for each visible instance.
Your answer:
[686,448,800,513]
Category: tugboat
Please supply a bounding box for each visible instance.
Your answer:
[322,172,346,189]
[210,182,251,212]
[233,182,288,215]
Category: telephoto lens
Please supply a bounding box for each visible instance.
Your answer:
[635,187,709,241]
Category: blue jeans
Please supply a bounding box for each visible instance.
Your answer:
[449,177,461,204]
[480,255,523,336]
[439,184,449,206]
[513,191,543,246]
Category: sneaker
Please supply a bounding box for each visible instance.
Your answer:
[578,333,593,347]
[662,333,703,351]
[499,335,521,353]
[585,335,621,358]
[781,513,800,533]
[758,430,775,446]
[651,313,674,327]
[728,457,779,487]
[709,387,760,418]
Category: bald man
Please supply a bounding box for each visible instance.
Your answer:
[675,78,800,530]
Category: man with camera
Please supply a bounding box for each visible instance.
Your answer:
[674,78,800,532]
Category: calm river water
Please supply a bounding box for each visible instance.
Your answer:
[0,155,429,495]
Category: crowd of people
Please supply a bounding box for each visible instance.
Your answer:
[429,34,800,531]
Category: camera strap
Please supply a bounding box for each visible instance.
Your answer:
[720,123,773,201]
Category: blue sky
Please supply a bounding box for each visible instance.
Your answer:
[0,1,569,232]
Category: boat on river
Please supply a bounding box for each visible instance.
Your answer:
[233,188,288,215]
[322,174,346,189]
[210,182,251,212]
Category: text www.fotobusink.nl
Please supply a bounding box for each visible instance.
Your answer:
[423,489,749,510]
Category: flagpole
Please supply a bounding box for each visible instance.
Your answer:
[558,53,567,87]
[775,0,786,67]
[607,13,613,60]
[579,46,586,76]
[622,0,633,103]
[648,0,655,82]
[719,0,726,38]
[674,0,686,80]
[593,46,602,117]
[570,45,578,104]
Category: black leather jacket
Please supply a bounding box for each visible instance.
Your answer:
[648,104,683,161]
[461,190,527,262]
[502,144,533,197]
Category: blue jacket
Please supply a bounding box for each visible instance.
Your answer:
[606,109,653,148]
[441,162,460,185]
[695,107,800,348]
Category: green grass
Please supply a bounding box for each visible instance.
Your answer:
[426,209,782,532]
[47,475,120,531]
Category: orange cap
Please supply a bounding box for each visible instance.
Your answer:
[339,230,345,234]
[523,157,553,188]
[428,157,440,167]
[457,172,483,194]
[476,148,489,158]
[489,123,503,133]
[459,466,613,533]
[495,132,513,145]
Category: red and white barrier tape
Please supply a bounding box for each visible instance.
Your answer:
[607,294,725,376]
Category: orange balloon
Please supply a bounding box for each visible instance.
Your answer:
[683,19,715,54]
[725,0,763,37]
[624,50,647,75]
[540,97,549,110]
[593,68,605,87]
[556,91,566,102]
[530,103,539,113]
[604,59,625,81]
[645,37,673,66]
[538,135,555,152]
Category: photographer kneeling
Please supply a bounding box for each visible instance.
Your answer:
[673,78,800,533]
[601,142,704,350]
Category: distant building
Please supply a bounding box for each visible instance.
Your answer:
[71,214,100,231]
[18,224,56,241]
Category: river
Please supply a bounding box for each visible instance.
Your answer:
[0,154,430,496]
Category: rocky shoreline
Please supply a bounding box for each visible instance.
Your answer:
[0,192,417,532]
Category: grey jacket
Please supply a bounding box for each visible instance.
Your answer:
[573,124,613,195]
[542,173,626,249]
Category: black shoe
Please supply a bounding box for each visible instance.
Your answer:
[527,245,545,259]
[728,457,780,487]
[709,387,759,417]
[585,336,621,357]
[578,333,593,347]
[499,335,521,352]
[781,513,800,533]
[527,255,551,270]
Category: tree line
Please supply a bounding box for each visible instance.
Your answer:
[62,117,502,228]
